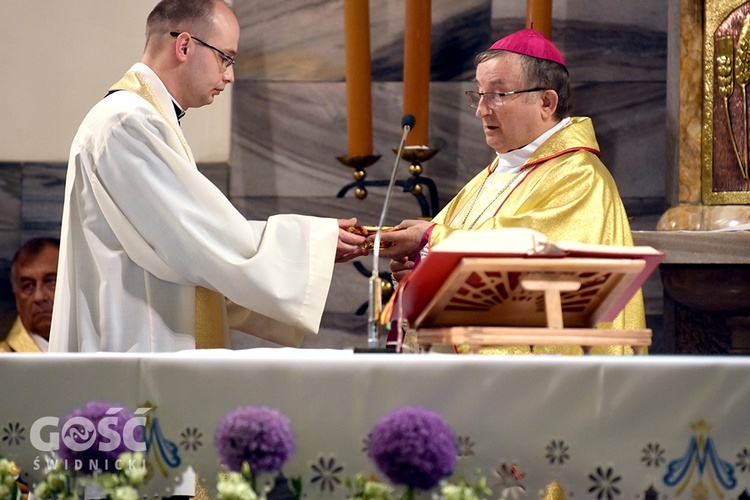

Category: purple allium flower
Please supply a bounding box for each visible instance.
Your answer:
[58,401,141,475]
[368,406,457,490]
[214,406,295,474]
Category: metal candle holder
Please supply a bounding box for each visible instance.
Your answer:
[335,154,382,199]
[336,146,441,350]
[397,145,440,218]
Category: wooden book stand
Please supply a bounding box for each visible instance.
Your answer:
[408,256,653,354]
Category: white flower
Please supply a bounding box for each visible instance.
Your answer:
[362,480,394,499]
[33,482,51,499]
[217,471,258,500]
[438,483,480,500]
[120,452,147,486]
[111,485,140,500]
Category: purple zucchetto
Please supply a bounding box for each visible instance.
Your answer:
[488,29,566,67]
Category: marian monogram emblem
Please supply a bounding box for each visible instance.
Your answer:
[139,402,181,477]
[663,419,736,497]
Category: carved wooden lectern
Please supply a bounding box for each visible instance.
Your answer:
[388,229,663,354]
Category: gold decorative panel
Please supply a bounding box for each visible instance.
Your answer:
[703,0,750,203]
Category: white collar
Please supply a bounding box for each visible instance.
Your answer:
[30,332,49,352]
[494,117,571,173]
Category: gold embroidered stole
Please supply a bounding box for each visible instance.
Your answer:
[109,71,225,349]
[3,317,43,353]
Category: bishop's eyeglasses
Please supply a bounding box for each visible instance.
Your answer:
[465,87,546,108]
[170,31,235,70]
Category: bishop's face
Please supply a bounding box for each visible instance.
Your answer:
[472,53,549,153]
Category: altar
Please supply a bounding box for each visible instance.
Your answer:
[1,350,749,498]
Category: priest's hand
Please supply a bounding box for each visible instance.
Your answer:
[335,218,366,263]
[389,256,415,283]
[370,219,434,260]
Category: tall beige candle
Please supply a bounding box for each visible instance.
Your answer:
[403,0,431,147]
[526,0,552,39]
[344,0,373,156]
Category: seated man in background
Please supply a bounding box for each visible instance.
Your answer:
[375,29,645,355]
[1,237,60,353]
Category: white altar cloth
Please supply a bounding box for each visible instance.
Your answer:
[1,349,749,497]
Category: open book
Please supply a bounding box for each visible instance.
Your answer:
[395,228,663,329]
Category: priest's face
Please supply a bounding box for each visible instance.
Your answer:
[182,2,239,109]
[12,244,59,339]
[473,53,550,153]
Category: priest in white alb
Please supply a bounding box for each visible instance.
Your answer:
[49,0,365,353]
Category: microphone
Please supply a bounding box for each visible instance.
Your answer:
[367,114,416,348]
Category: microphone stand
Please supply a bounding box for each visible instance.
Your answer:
[367,115,415,349]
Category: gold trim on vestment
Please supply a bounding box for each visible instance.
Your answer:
[0,317,43,353]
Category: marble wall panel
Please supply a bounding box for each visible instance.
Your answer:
[0,229,22,301]
[230,81,350,198]
[198,163,231,196]
[492,0,666,33]
[0,296,17,340]
[229,78,666,218]
[545,20,668,83]
[231,192,430,233]
[0,164,21,230]
[234,0,490,82]
[20,163,65,232]
[230,5,668,211]
[234,0,344,81]
[9,163,226,235]
[572,81,667,201]
[230,80,490,205]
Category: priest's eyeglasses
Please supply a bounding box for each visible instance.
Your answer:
[465,87,546,108]
[170,32,235,70]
